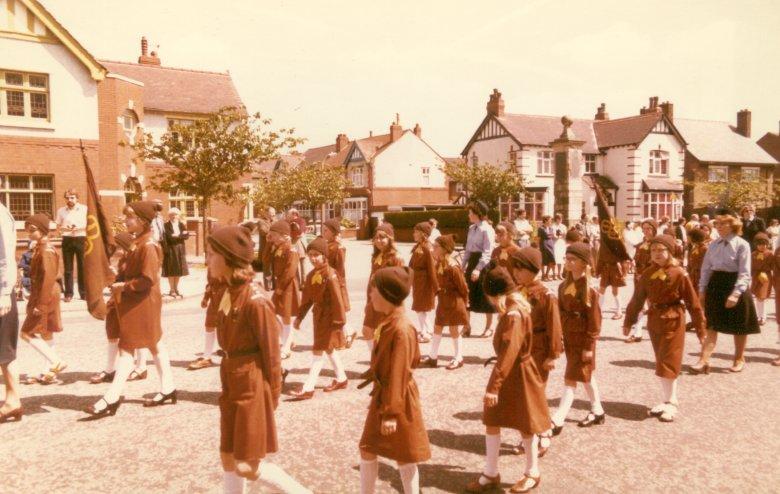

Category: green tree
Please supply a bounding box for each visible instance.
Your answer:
[134,107,303,252]
[686,179,775,212]
[443,160,525,217]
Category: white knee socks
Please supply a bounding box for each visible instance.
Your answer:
[135,348,148,372]
[223,471,246,494]
[452,334,463,362]
[152,342,175,394]
[429,334,442,359]
[281,325,294,353]
[104,351,135,403]
[327,351,347,382]
[660,377,678,406]
[630,310,647,338]
[484,433,501,477]
[365,338,374,353]
[553,385,576,425]
[203,330,216,359]
[523,435,540,476]
[584,378,604,415]
[257,462,312,493]
[303,355,325,392]
[26,336,60,367]
[360,459,378,494]
[614,292,622,314]
[105,340,119,373]
[398,463,420,494]
[756,299,766,321]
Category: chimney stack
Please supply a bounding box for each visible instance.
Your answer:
[413,123,421,138]
[138,37,161,66]
[640,96,661,115]
[659,101,674,122]
[335,133,349,152]
[736,109,751,138]
[486,88,505,117]
[594,103,609,121]
[390,114,403,142]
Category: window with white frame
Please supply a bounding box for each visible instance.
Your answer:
[508,146,518,170]
[648,149,669,175]
[343,197,367,222]
[708,166,728,182]
[536,151,553,175]
[524,190,546,221]
[0,174,54,221]
[643,192,681,219]
[1,71,49,120]
[741,167,760,182]
[584,154,597,174]
[350,165,364,187]
[499,193,522,220]
[122,110,138,143]
[421,166,430,186]
[169,189,200,218]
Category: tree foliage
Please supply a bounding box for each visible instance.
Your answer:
[442,160,525,213]
[686,179,775,212]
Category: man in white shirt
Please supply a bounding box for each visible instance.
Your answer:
[56,189,87,302]
[150,200,166,244]
[0,201,21,419]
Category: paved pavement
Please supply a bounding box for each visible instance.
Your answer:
[1,239,779,493]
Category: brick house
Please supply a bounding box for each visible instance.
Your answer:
[757,124,780,198]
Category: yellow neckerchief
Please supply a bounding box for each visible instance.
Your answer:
[219,289,232,316]
[563,280,577,297]
[274,245,284,257]
[312,270,324,285]
[640,241,650,250]
[520,286,529,298]
[437,260,445,275]
[374,253,384,266]
[414,242,424,255]
[650,267,667,280]
[756,251,765,261]
[691,245,700,256]
[499,248,509,260]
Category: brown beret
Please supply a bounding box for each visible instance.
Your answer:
[373,266,412,305]
[754,232,770,245]
[208,225,255,268]
[376,222,395,238]
[482,262,516,296]
[510,247,542,274]
[435,234,456,254]
[650,234,676,253]
[565,229,583,243]
[307,237,329,257]
[566,242,592,266]
[498,221,517,237]
[641,219,658,235]
[126,201,158,223]
[25,214,51,234]
[324,218,341,234]
[414,221,432,236]
[270,220,291,236]
[114,232,135,251]
[688,228,706,243]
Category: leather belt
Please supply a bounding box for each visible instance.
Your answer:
[224,347,260,359]
[561,310,585,318]
[650,302,683,310]
[533,328,546,334]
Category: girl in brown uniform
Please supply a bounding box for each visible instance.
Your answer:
[323,218,356,347]
[551,242,605,433]
[362,223,403,353]
[359,266,430,494]
[409,222,438,344]
[85,201,176,417]
[597,239,626,321]
[291,238,348,401]
[491,221,521,271]
[625,219,657,343]
[624,234,706,422]
[420,235,469,370]
[19,214,66,385]
[466,264,550,493]
[687,228,708,292]
[267,220,300,359]
[751,233,773,326]
[188,268,226,370]
[90,232,134,384]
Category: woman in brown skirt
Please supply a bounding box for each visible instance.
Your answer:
[750,233,773,325]
[19,214,66,385]
[291,238,348,401]
[267,220,300,359]
[420,235,468,370]
[623,234,706,422]
[409,221,439,343]
[323,218,356,347]
[187,267,226,370]
[466,264,550,493]
[359,266,430,494]
[85,201,176,417]
[361,223,403,353]
[551,242,605,433]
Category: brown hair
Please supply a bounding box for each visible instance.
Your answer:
[64,188,78,199]
[228,266,255,285]
[715,214,743,235]
[372,231,397,259]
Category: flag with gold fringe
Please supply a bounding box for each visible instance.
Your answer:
[592,181,629,262]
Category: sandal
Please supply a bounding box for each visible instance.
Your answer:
[39,362,68,385]
[23,374,43,385]
[577,412,605,427]
[90,371,115,384]
[187,358,214,370]
[481,328,494,338]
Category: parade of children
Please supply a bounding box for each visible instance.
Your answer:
[1,202,778,493]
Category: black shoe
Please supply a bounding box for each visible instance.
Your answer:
[551,420,564,436]
[282,368,290,384]
[577,412,605,427]
[84,397,124,417]
[418,356,438,368]
[143,390,177,407]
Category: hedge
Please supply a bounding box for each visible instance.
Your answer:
[384,209,469,229]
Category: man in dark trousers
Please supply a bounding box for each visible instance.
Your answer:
[55,189,87,302]
[741,204,766,250]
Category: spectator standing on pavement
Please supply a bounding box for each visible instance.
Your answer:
[161,208,189,298]
[766,218,780,250]
[462,201,496,337]
[750,233,773,326]
[56,189,87,302]
[552,214,567,280]
[428,218,441,243]
[150,200,166,244]
[741,204,766,250]
[538,216,556,281]
[0,201,21,422]
[513,210,533,248]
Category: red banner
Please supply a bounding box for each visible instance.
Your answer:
[593,181,630,262]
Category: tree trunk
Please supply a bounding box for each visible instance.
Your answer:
[202,197,210,258]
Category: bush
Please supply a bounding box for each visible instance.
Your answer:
[384,209,470,229]
[340,217,356,229]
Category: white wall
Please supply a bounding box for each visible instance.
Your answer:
[466,135,515,168]
[141,112,170,143]
[0,37,98,139]
[373,132,446,188]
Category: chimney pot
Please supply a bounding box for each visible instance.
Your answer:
[141,37,148,56]
[660,101,674,122]
[335,133,349,152]
[138,38,161,65]
[486,88,505,117]
[413,123,421,137]
[595,103,609,121]
[390,116,403,143]
[736,109,752,138]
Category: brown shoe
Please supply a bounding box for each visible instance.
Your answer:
[465,473,501,492]
[419,356,438,368]
[187,358,214,370]
[289,389,315,401]
[323,379,348,392]
[510,475,540,493]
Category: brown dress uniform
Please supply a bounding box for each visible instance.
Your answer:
[625,263,705,378]
[409,240,439,312]
[774,246,780,317]
[359,308,431,463]
[483,308,551,435]
[363,250,404,329]
[297,265,346,352]
[434,260,469,327]
[687,242,708,290]
[524,280,563,383]
[558,276,601,383]
[597,246,626,288]
[105,252,128,340]
[116,232,163,353]
[271,244,300,318]
[327,239,350,312]
[751,250,773,300]
[218,283,282,462]
[20,244,62,340]
[491,244,521,270]
[203,275,227,328]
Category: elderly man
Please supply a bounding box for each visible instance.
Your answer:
[741,204,766,250]
[0,200,21,421]
[56,189,87,302]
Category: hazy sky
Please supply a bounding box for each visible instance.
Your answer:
[44,0,780,156]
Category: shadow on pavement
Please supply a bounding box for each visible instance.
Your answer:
[427,429,485,455]
[609,359,657,370]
